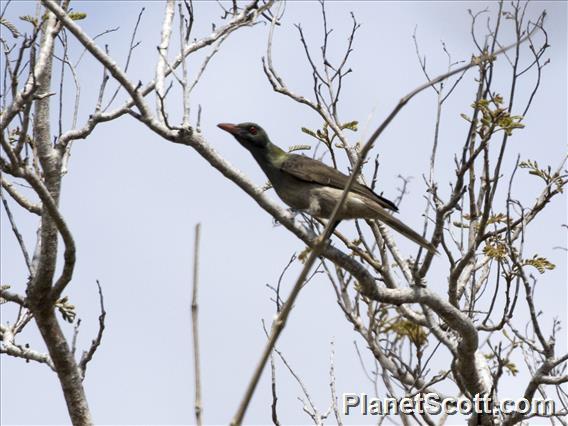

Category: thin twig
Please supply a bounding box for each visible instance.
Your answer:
[79,280,106,378]
[329,340,342,426]
[191,223,203,426]
[269,353,280,426]
[0,191,32,273]
[156,0,176,123]
[102,7,145,111]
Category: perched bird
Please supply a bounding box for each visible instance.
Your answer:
[218,122,437,254]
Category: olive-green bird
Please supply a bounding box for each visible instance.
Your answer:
[218,122,437,254]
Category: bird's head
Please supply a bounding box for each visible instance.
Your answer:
[217,122,269,150]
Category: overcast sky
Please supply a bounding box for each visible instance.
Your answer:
[1,1,566,425]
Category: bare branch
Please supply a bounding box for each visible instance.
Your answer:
[0,286,26,306]
[156,0,176,123]
[329,340,342,426]
[0,10,59,132]
[191,223,203,426]
[99,0,275,124]
[1,191,32,272]
[24,170,76,301]
[41,0,167,138]
[101,8,144,111]
[78,280,106,379]
[1,323,55,370]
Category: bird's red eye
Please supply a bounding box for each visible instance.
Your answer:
[249,126,257,135]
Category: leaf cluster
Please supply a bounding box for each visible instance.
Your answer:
[16,10,86,29]
[519,159,566,193]
[55,296,76,323]
[484,237,556,276]
[301,120,358,150]
[380,315,428,348]
[461,94,524,138]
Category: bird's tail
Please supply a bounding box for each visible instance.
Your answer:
[372,209,438,255]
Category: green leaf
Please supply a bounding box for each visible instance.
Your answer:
[288,144,311,153]
[483,238,507,260]
[1,17,21,38]
[56,296,76,323]
[523,255,555,274]
[300,127,317,138]
[385,318,428,347]
[486,213,509,225]
[504,359,519,376]
[341,120,359,131]
[19,15,38,26]
[520,159,566,193]
[68,12,87,21]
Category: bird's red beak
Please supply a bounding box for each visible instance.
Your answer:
[217,123,240,136]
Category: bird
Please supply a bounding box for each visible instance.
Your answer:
[218,122,437,254]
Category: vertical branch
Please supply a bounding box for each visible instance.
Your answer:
[191,223,203,426]
[178,2,190,127]
[57,30,67,138]
[155,0,175,123]
[102,7,144,112]
[78,280,106,378]
[0,191,32,273]
[329,340,342,426]
[269,353,280,426]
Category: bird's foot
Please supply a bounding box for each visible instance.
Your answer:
[412,278,427,288]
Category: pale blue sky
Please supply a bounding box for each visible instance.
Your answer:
[1,1,566,424]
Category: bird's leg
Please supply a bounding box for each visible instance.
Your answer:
[288,207,303,217]
[327,220,341,236]
[311,218,341,249]
[319,220,341,250]
[272,208,303,228]
[321,219,341,245]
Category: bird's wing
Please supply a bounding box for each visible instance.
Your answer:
[280,154,399,212]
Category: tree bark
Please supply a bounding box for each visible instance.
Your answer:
[24,9,93,426]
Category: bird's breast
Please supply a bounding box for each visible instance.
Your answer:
[265,167,379,220]
[282,186,373,219]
